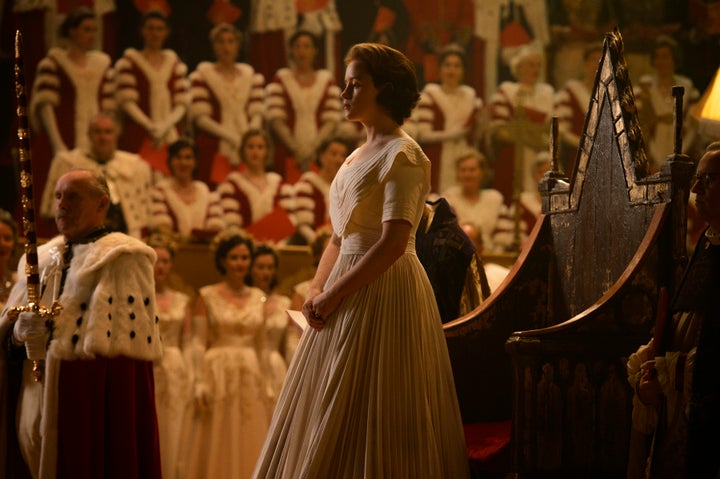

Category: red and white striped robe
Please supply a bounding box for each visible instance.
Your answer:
[189,62,265,183]
[149,179,224,236]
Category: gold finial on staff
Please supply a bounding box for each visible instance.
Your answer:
[10,30,63,382]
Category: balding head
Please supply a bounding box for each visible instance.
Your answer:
[53,169,110,241]
[88,114,119,163]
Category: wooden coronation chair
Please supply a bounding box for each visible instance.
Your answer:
[444,29,694,478]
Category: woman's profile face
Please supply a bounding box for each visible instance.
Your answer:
[341,60,381,123]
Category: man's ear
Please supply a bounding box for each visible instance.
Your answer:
[98,194,110,212]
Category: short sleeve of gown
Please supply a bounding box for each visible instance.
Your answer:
[382,151,427,223]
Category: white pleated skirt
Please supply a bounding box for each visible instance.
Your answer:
[252,252,470,479]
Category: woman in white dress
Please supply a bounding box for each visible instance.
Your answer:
[253,43,469,479]
[149,138,224,240]
[186,229,270,478]
[147,235,193,479]
[245,244,297,411]
[414,43,484,194]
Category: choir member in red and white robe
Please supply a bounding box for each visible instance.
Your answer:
[189,23,265,185]
[292,136,353,243]
[114,10,190,175]
[442,149,508,254]
[265,30,342,182]
[149,139,224,239]
[489,45,554,203]
[217,129,294,230]
[414,44,483,194]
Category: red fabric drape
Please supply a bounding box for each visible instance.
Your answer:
[57,356,161,479]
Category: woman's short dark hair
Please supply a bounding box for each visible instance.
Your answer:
[245,243,279,289]
[60,7,95,38]
[167,138,198,175]
[344,43,420,125]
[239,129,274,169]
[212,228,254,275]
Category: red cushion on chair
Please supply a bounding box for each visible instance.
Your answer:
[464,421,511,472]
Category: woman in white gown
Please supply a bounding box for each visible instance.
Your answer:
[253,43,469,479]
[245,243,298,412]
[186,228,270,478]
[147,235,193,479]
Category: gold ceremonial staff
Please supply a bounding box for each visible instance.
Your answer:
[9,30,62,382]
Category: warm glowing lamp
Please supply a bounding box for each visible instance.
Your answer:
[693,68,720,138]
